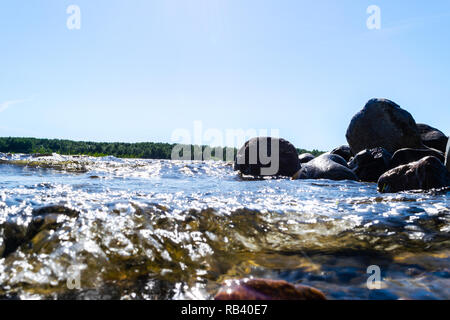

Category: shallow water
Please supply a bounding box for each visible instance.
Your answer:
[0,153,449,300]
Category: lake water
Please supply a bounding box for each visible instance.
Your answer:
[0,153,449,300]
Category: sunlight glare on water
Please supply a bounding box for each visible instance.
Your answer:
[0,153,449,300]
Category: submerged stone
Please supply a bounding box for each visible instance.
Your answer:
[214,278,326,300]
[0,205,79,257]
[32,205,79,218]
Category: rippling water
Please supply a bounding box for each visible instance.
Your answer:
[0,153,449,300]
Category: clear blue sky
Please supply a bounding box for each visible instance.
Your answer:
[1,0,449,151]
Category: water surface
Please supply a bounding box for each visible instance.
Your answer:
[0,153,449,299]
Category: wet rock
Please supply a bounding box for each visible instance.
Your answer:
[417,124,448,153]
[298,153,315,164]
[326,154,349,168]
[330,145,353,162]
[390,148,445,169]
[234,137,301,177]
[378,156,450,193]
[346,98,423,155]
[214,278,326,300]
[293,154,357,181]
[348,148,392,182]
[1,205,79,257]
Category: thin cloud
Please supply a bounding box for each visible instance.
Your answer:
[0,99,30,113]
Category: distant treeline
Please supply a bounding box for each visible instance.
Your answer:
[297,148,324,157]
[0,137,323,160]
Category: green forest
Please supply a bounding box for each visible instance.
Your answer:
[0,137,323,160]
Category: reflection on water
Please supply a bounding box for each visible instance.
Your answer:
[0,153,449,300]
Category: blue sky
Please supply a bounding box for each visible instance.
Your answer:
[1,0,449,151]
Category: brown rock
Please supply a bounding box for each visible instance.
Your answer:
[214,278,326,300]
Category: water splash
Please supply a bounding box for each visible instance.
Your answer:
[0,153,449,299]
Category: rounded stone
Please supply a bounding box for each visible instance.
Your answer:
[234,137,301,177]
[346,98,423,155]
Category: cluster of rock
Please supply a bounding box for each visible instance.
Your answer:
[234,98,450,193]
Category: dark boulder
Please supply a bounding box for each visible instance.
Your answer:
[293,154,357,181]
[346,98,423,155]
[234,137,300,177]
[214,278,326,300]
[390,148,444,169]
[327,153,349,167]
[417,123,448,153]
[348,148,392,182]
[330,145,353,162]
[298,153,315,164]
[378,156,450,193]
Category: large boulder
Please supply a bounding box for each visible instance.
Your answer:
[214,278,326,300]
[348,148,392,182]
[325,153,349,167]
[293,154,358,181]
[378,156,450,193]
[234,137,300,177]
[346,99,423,155]
[390,148,444,169]
[298,153,315,164]
[417,124,448,153]
[330,145,353,162]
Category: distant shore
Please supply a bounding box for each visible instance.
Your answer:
[0,137,324,160]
